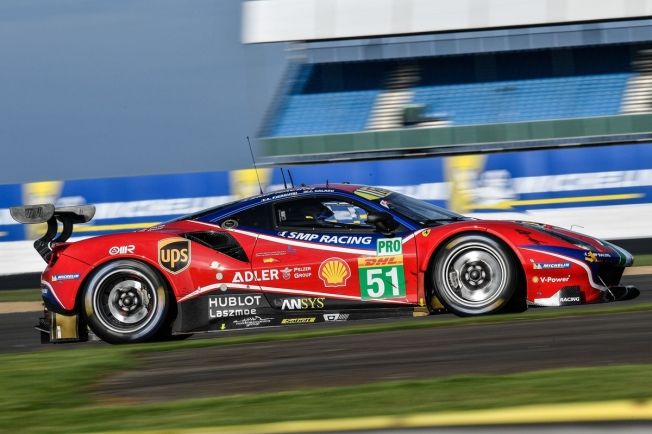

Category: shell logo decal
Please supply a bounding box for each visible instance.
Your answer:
[318,257,351,287]
[585,251,598,263]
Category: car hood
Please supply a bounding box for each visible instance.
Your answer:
[516,220,634,267]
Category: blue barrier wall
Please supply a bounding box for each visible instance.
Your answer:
[1,143,651,242]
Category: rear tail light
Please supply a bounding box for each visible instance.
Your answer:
[48,242,71,267]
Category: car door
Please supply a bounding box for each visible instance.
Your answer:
[249,194,419,312]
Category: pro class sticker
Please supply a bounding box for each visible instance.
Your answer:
[376,238,402,256]
[158,237,190,274]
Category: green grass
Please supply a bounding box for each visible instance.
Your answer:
[0,288,41,302]
[127,301,652,353]
[0,347,650,434]
[634,254,652,266]
[0,253,649,431]
[0,306,652,432]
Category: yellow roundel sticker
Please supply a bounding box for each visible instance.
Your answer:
[318,258,351,287]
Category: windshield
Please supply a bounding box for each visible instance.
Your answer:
[376,192,465,225]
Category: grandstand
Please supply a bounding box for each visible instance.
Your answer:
[244,1,652,164]
[266,45,643,136]
[269,62,386,136]
[236,0,652,256]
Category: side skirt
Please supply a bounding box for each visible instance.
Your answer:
[172,291,420,333]
[174,308,417,333]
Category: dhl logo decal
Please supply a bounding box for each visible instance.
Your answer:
[358,255,403,267]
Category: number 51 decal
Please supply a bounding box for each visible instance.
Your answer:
[358,255,406,300]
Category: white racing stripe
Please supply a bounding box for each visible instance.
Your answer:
[177,226,414,303]
[230,228,376,256]
[402,231,418,243]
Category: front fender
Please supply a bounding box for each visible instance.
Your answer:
[415,220,594,305]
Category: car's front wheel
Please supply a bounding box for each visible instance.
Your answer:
[432,234,518,316]
[82,260,170,344]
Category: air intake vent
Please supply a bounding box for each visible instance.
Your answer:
[597,264,625,287]
[183,231,248,262]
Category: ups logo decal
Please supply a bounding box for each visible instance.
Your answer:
[158,237,190,274]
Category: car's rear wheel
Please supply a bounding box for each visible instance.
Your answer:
[432,234,518,316]
[82,260,170,344]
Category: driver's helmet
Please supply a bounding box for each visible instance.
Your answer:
[303,201,334,222]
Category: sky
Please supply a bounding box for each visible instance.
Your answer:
[0,0,287,184]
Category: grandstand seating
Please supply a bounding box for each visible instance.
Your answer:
[269,62,386,136]
[270,90,380,136]
[413,74,631,125]
[266,45,637,137]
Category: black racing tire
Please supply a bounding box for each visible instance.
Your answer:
[82,260,170,344]
[432,234,518,316]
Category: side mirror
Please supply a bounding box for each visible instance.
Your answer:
[366,211,398,234]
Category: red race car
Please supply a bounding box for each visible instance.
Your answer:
[11,184,638,344]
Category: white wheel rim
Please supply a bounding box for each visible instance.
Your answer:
[440,243,508,308]
[92,268,159,334]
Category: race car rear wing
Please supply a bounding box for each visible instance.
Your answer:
[10,204,96,262]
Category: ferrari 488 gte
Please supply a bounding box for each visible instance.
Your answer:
[11,184,637,343]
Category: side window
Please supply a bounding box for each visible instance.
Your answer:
[217,205,272,230]
[275,197,373,229]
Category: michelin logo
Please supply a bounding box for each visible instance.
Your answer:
[532,262,571,270]
[52,273,80,282]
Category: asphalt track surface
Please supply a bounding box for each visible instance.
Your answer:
[1,275,651,404]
